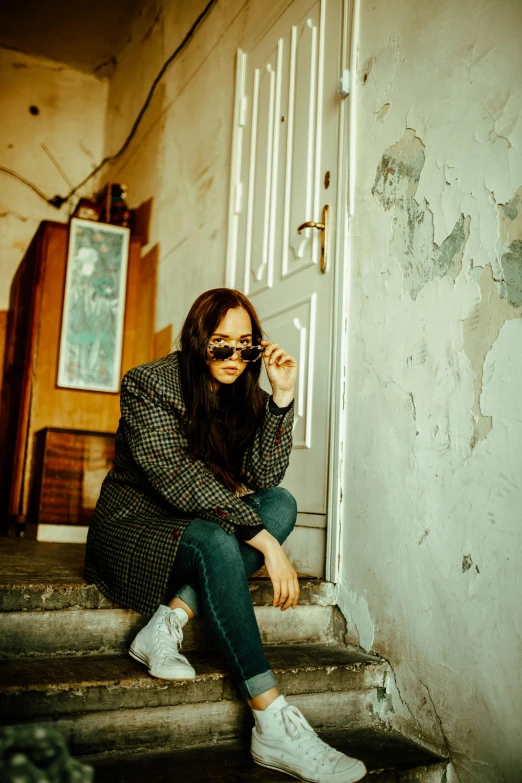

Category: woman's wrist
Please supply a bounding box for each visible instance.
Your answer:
[271,388,295,408]
[246,528,280,554]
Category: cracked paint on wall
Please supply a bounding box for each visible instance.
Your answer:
[460,185,522,449]
[501,192,520,221]
[496,186,522,308]
[345,0,522,779]
[372,129,470,299]
[498,241,522,308]
[461,265,521,449]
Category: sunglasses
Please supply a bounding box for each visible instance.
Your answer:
[208,343,264,362]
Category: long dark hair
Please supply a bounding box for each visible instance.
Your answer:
[178,288,266,492]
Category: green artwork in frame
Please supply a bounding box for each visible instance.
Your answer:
[57,218,130,393]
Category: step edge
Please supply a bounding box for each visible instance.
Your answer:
[0,579,337,611]
[4,699,447,771]
[0,653,390,695]
[0,660,390,695]
[0,605,342,658]
[81,743,450,773]
[2,690,385,743]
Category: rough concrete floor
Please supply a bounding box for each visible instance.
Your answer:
[0,537,332,611]
[89,731,445,781]
[0,536,87,586]
[0,537,276,586]
[0,644,383,722]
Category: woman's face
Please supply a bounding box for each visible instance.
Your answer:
[207,306,253,386]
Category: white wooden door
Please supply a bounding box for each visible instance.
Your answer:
[227,0,344,576]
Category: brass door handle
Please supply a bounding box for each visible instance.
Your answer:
[298,221,325,231]
[297,205,329,273]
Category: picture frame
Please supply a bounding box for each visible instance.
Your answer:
[57,218,130,393]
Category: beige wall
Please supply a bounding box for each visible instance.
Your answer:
[102,0,233,339]
[0,47,107,309]
[340,0,522,781]
[102,0,296,338]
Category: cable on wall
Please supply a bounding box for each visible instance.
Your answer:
[0,165,65,207]
[0,0,219,209]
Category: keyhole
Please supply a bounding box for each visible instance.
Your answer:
[324,171,331,189]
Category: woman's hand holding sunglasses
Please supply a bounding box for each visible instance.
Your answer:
[261,340,297,406]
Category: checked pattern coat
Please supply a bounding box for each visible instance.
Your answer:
[85,352,294,614]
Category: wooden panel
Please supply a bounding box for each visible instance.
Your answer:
[1,220,158,528]
[0,311,7,405]
[133,197,153,247]
[7,228,47,520]
[134,244,158,367]
[29,428,115,526]
[16,222,144,518]
[153,324,173,359]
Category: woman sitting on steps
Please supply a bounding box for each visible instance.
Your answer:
[85,287,366,783]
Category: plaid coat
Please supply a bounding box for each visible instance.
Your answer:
[85,352,294,613]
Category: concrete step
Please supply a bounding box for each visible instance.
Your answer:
[88,736,447,782]
[0,538,340,658]
[0,644,385,722]
[370,766,449,782]
[0,560,336,612]
[0,539,448,778]
[0,644,445,769]
[1,600,344,658]
[0,537,335,612]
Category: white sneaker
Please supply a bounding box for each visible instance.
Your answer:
[251,697,367,783]
[129,605,196,680]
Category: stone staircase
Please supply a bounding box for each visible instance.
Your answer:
[0,538,448,781]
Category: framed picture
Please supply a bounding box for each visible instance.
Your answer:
[57,218,130,393]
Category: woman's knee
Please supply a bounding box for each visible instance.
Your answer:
[183,519,242,565]
[272,486,297,519]
[251,486,297,543]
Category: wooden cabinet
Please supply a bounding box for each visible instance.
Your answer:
[0,221,158,535]
[27,427,116,542]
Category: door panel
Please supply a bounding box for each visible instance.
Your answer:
[228,0,343,573]
[260,296,316,452]
[243,48,281,297]
[282,11,322,277]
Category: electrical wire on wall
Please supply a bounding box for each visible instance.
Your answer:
[0,0,218,209]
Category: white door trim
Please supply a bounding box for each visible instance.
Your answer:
[225,0,353,585]
[324,0,351,584]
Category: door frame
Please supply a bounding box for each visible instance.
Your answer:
[225,0,352,585]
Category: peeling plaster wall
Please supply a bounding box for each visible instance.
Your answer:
[0,48,107,309]
[341,1,522,781]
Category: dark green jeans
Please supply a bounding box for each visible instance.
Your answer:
[170,487,297,699]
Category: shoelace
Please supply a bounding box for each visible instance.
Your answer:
[155,612,184,660]
[279,705,341,771]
